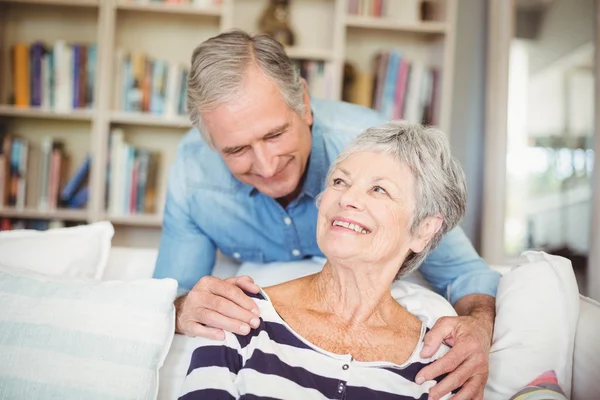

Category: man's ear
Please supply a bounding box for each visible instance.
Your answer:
[300,78,313,125]
[409,216,443,254]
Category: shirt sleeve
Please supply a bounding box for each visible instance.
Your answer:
[178,334,242,400]
[418,226,502,305]
[153,142,217,296]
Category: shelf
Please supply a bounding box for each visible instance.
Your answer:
[345,15,447,34]
[0,105,94,121]
[108,214,163,227]
[285,47,333,61]
[116,1,221,17]
[0,0,98,6]
[0,207,88,221]
[110,111,191,128]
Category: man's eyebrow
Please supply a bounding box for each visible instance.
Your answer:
[262,123,290,139]
[338,168,350,176]
[222,123,290,155]
[222,144,248,155]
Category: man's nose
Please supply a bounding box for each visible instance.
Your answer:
[253,145,278,178]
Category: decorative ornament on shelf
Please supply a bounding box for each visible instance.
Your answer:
[258,0,296,47]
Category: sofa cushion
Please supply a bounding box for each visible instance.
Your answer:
[0,263,177,400]
[572,295,600,400]
[484,251,580,399]
[0,221,114,279]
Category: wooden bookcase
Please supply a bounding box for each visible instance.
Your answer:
[0,0,457,247]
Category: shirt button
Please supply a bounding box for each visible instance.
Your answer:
[342,364,349,370]
[292,249,300,257]
[284,217,292,225]
[233,252,241,259]
[338,383,345,393]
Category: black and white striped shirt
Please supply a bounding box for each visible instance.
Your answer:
[179,289,453,400]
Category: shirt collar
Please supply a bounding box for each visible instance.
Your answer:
[238,112,328,200]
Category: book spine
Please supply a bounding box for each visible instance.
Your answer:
[13,43,30,107]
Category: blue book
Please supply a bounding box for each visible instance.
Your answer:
[67,186,89,209]
[72,44,80,109]
[60,155,91,203]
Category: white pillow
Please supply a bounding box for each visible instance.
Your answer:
[0,263,177,400]
[484,250,580,399]
[0,221,114,279]
[572,295,600,400]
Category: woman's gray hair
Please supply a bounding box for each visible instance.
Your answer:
[321,121,467,280]
[187,29,305,146]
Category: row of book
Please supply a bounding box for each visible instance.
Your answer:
[292,60,335,102]
[348,0,387,17]
[0,219,67,232]
[0,133,90,210]
[114,50,189,118]
[106,128,160,216]
[11,41,97,111]
[344,51,438,126]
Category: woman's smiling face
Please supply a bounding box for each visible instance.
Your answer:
[317,150,433,267]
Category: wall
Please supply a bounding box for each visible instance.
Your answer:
[449,0,488,251]
[528,0,595,74]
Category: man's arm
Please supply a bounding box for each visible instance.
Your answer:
[153,151,217,295]
[155,141,260,339]
[418,226,501,304]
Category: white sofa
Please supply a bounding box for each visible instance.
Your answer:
[104,246,600,400]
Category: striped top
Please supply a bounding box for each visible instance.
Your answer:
[179,289,453,400]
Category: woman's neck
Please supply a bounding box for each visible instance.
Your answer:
[305,260,402,328]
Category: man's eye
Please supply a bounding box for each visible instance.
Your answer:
[333,178,346,186]
[229,147,247,155]
[266,132,283,140]
[373,186,387,194]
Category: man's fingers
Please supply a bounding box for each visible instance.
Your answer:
[421,317,455,358]
[426,356,485,400]
[209,277,259,314]
[416,346,463,384]
[192,306,256,336]
[181,320,225,341]
[195,290,260,329]
[431,373,486,400]
[227,275,260,294]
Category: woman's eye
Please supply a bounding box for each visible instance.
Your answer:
[373,186,387,194]
[333,178,346,186]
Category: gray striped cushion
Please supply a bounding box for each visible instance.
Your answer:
[0,264,177,400]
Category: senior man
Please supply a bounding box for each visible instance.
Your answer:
[154,29,500,400]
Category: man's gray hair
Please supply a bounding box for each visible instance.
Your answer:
[187,29,306,146]
[322,121,467,279]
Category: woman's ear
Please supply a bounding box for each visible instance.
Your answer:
[409,216,443,253]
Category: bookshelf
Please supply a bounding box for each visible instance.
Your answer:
[0,0,457,247]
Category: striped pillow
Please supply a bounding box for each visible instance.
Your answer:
[0,264,177,400]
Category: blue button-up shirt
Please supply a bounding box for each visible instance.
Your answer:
[154,98,501,304]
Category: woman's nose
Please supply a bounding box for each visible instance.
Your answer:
[339,185,365,211]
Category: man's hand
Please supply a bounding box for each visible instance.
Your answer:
[416,294,495,400]
[175,275,262,340]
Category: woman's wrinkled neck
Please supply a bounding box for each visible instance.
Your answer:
[307,259,402,327]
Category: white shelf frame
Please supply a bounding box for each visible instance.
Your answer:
[115,0,221,17]
[345,15,447,34]
[0,105,94,121]
[110,111,191,128]
[0,207,89,221]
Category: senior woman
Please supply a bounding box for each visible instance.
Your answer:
[178,121,466,400]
